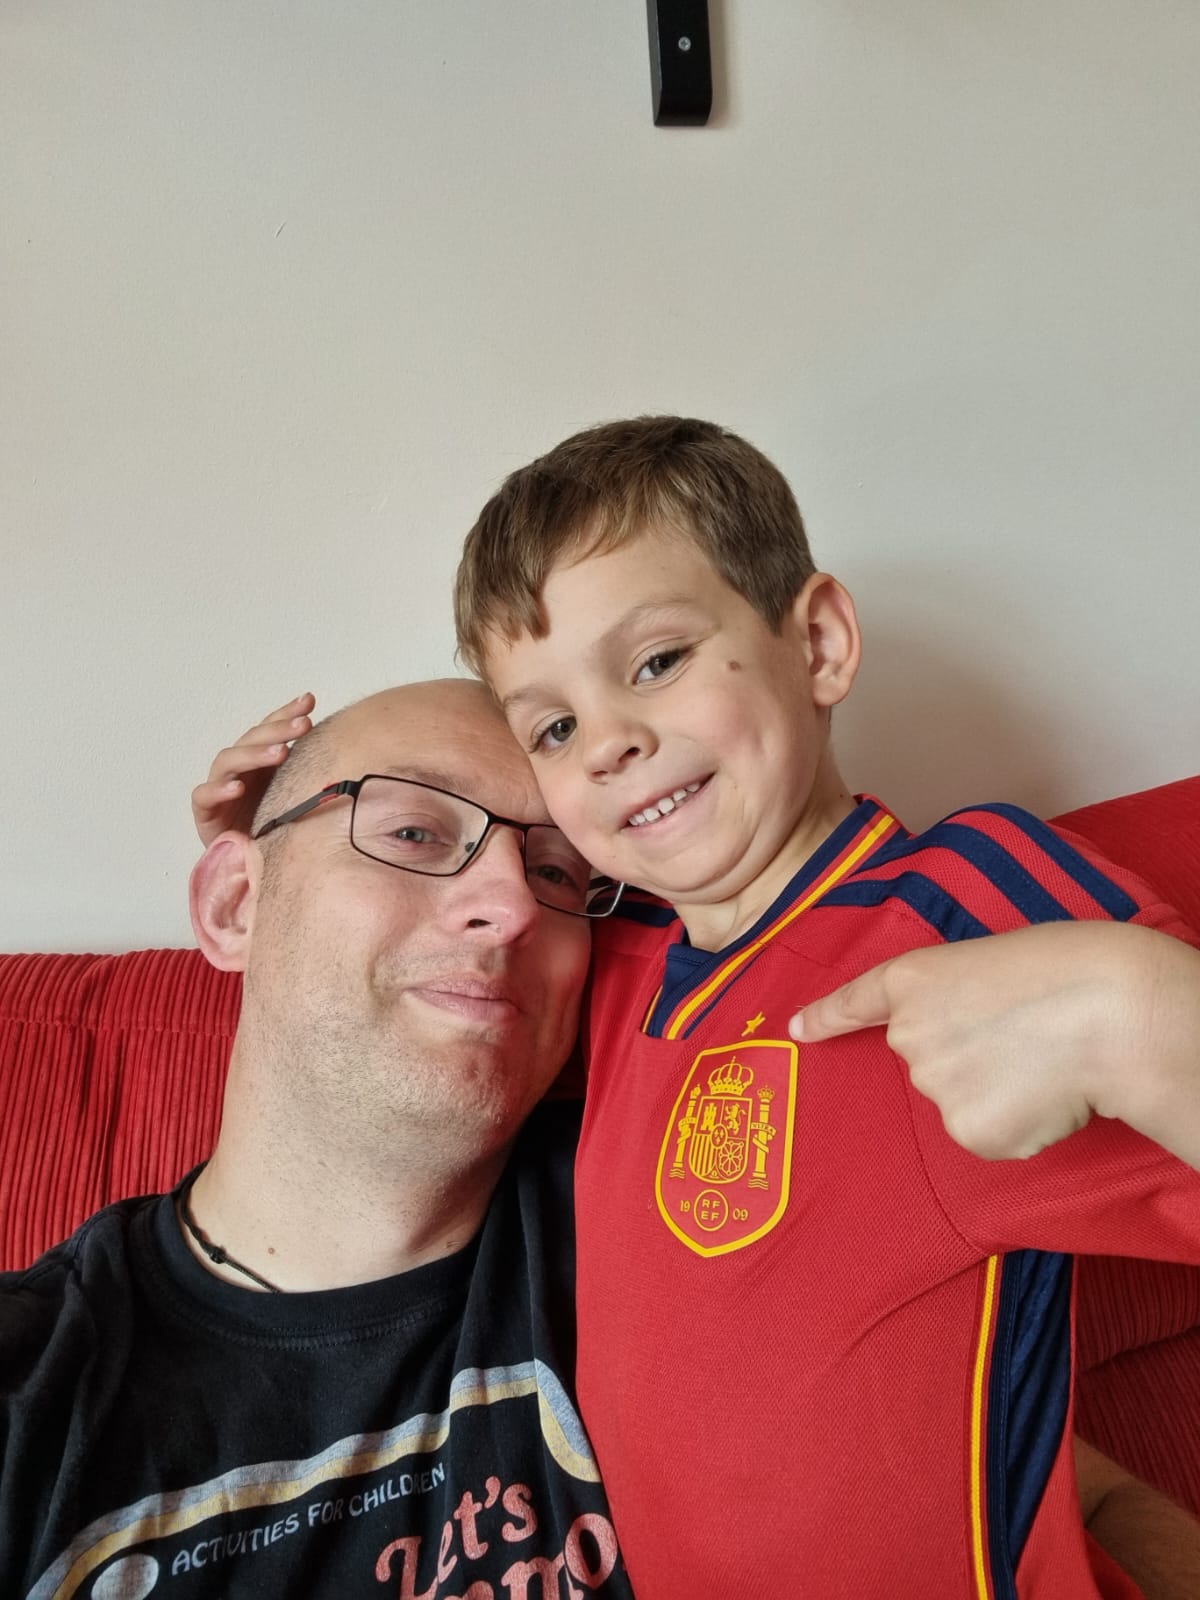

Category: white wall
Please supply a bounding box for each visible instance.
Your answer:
[3,0,1197,952]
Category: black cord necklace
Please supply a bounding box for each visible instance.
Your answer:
[178,1172,281,1294]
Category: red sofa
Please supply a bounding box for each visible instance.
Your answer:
[3,779,1199,1513]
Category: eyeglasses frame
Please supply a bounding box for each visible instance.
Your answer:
[252,773,624,920]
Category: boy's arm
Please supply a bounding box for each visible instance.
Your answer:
[790,921,1200,1169]
[191,693,315,845]
[1076,1437,1200,1600]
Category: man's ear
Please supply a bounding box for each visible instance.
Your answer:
[189,833,262,973]
[789,572,862,709]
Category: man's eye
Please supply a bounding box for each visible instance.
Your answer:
[635,649,684,683]
[532,863,569,887]
[529,859,590,897]
[390,826,435,843]
[534,716,576,752]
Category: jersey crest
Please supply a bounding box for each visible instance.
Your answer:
[655,1039,797,1257]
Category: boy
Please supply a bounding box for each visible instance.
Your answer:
[451,416,1200,1598]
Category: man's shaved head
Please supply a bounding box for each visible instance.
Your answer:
[252,680,508,839]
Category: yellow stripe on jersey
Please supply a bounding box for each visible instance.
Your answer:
[661,811,898,1041]
[970,1255,1000,1600]
[641,985,663,1033]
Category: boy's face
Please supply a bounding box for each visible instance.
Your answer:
[483,527,860,940]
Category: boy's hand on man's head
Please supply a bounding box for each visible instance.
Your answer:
[789,921,1199,1163]
[191,693,315,846]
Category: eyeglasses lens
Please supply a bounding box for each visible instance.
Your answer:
[525,826,621,917]
[351,777,619,918]
[352,778,480,876]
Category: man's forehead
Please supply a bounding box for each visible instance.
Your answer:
[380,759,548,823]
[322,684,546,819]
[373,760,485,793]
[330,754,546,824]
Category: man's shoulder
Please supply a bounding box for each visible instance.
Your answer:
[470,1100,581,1347]
[1,1195,161,1358]
[508,1099,581,1187]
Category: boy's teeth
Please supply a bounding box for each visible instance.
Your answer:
[628,782,702,828]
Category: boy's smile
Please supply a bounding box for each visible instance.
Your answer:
[626,778,705,828]
[484,527,862,950]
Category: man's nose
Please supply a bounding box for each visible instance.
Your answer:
[447,825,541,943]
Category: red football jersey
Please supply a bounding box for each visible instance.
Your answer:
[576,799,1200,1600]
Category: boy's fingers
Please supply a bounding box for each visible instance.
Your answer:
[205,734,296,787]
[230,714,312,751]
[250,693,314,731]
[191,778,243,813]
[789,964,894,1041]
[192,698,316,847]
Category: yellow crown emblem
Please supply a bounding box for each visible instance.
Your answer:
[707,1056,753,1096]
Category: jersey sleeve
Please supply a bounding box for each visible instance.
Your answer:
[910,867,1200,1264]
[913,1081,1200,1263]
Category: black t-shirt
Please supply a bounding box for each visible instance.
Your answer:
[0,1101,631,1600]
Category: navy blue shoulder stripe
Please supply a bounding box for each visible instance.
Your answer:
[821,874,990,942]
[907,822,1073,926]
[985,1250,1073,1594]
[858,807,1134,927]
[969,804,1141,921]
[611,895,677,929]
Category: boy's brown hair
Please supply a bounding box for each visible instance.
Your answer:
[454,415,816,676]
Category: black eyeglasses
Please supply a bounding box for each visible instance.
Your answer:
[253,774,624,920]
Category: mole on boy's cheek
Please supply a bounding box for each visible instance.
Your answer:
[726,660,742,672]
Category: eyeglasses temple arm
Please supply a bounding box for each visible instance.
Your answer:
[251,780,358,840]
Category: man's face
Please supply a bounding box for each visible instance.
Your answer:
[242,682,591,1155]
[484,529,842,932]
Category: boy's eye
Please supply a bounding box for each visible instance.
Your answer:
[534,715,576,752]
[635,649,684,684]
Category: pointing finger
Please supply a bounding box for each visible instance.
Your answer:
[788,962,895,1042]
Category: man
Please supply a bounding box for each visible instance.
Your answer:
[0,681,631,1599]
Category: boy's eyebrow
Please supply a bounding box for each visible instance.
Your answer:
[498,685,546,719]
[498,600,698,719]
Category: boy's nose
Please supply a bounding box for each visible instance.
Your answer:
[583,715,654,779]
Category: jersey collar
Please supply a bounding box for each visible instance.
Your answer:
[644,797,905,1040]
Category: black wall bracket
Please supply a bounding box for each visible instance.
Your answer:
[647,0,712,126]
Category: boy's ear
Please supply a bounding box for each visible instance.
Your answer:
[189,833,262,973]
[789,573,862,708]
